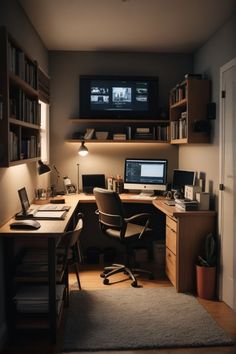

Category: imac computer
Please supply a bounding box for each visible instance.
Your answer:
[124,158,168,196]
[172,169,196,194]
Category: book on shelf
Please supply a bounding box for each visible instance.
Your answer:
[170,121,179,140]
[179,118,187,139]
[136,127,150,133]
[156,125,169,140]
[113,133,126,140]
[134,133,154,140]
[127,126,132,139]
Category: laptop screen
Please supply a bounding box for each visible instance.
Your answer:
[82,174,106,194]
[18,187,30,215]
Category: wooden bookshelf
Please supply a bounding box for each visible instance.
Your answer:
[0,27,41,167]
[169,78,211,144]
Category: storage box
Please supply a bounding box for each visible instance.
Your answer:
[184,185,202,200]
[196,192,210,210]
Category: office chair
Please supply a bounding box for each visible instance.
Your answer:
[93,187,154,287]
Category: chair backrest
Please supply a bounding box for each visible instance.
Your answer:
[57,213,84,251]
[93,187,126,233]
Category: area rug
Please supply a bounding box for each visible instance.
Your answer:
[63,287,234,351]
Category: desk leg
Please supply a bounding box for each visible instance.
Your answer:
[48,238,57,343]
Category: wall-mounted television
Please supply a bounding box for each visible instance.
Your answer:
[79,75,159,119]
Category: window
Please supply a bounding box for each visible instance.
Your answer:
[40,100,50,163]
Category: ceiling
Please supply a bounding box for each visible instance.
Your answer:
[19,0,236,53]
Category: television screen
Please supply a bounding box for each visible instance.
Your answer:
[79,75,159,119]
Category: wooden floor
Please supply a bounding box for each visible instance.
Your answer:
[1,265,236,354]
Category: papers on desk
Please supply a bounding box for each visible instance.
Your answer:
[38,204,71,211]
[33,210,66,220]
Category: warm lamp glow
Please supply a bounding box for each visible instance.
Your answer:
[78,141,88,156]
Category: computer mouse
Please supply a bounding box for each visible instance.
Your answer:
[10,220,41,230]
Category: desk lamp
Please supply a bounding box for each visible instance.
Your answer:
[77,141,89,193]
[78,141,88,157]
[38,160,51,175]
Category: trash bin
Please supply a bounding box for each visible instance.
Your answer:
[153,241,165,269]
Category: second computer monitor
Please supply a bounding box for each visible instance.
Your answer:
[171,169,196,193]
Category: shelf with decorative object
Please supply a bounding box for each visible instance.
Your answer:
[169,77,211,144]
[0,27,41,167]
[66,118,170,143]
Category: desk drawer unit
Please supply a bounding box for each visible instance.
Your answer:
[166,248,176,288]
[165,216,177,288]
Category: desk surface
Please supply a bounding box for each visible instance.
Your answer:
[0,193,216,236]
[152,199,216,218]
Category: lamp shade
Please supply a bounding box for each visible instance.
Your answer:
[78,141,88,157]
[38,160,51,175]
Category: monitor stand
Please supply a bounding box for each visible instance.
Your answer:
[138,190,154,197]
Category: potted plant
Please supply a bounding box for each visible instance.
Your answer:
[196,233,217,300]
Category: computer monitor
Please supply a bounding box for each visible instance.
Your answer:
[82,174,106,194]
[171,169,196,193]
[124,158,168,196]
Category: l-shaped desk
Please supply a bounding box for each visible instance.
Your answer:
[0,193,216,342]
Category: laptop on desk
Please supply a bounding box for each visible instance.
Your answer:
[16,187,67,220]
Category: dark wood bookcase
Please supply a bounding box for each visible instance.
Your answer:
[169,78,211,144]
[0,27,41,167]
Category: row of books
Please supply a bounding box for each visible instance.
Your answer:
[9,132,40,161]
[170,113,188,140]
[21,135,41,159]
[130,126,169,141]
[10,88,41,125]
[8,41,37,89]
[170,83,187,105]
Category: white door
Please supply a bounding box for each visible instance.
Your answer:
[219,58,236,310]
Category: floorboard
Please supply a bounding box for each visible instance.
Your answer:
[1,265,236,354]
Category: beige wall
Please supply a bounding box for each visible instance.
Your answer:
[49,51,192,189]
[179,12,236,211]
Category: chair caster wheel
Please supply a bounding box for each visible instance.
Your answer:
[100,273,105,278]
[131,281,138,287]
[103,278,109,285]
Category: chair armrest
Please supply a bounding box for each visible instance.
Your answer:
[125,213,151,239]
[125,213,151,223]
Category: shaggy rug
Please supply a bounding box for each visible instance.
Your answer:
[63,287,234,351]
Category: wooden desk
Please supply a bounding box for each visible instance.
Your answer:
[152,199,216,293]
[0,195,79,343]
[0,193,215,342]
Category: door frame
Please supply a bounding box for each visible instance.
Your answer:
[219,57,236,308]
